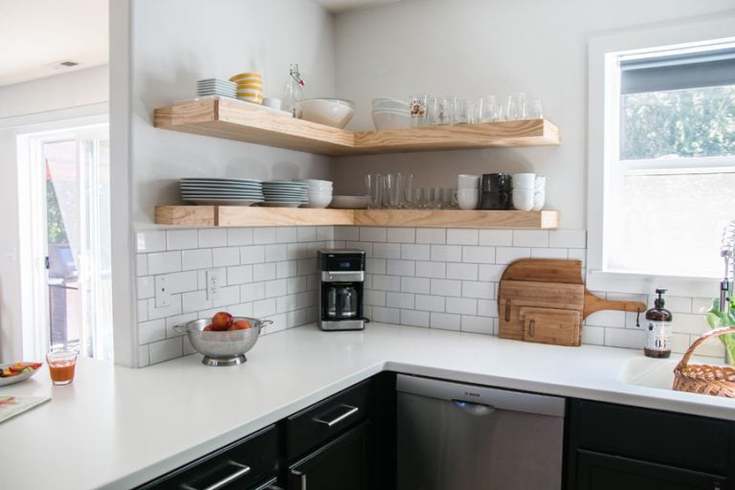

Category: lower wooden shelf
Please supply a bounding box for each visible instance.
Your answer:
[155,206,559,229]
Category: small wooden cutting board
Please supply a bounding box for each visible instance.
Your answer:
[497,259,646,346]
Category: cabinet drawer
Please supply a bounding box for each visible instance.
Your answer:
[138,425,278,490]
[570,399,731,475]
[286,380,371,460]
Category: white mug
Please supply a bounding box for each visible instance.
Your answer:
[457,174,480,189]
[457,189,479,210]
[512,189,534,211]
[513,172,536,189]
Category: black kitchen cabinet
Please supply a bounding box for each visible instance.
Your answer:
[287,422,370,490]
[566,399,735,490]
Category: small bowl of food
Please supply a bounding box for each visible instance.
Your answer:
[174,312,272,367]
[0,362,43,387]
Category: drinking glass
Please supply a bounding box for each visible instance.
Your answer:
[528,97,543,119]
[506,93,527,120]
[454,98,470,125]
[479,95,498,122]
[409,94,429,127]
[365,174,383,209]
[46,348,78,386]
[401,173,414,208]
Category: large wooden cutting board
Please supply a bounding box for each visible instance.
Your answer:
[497,259,646,346]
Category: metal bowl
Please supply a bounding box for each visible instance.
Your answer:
[174,317,272,366]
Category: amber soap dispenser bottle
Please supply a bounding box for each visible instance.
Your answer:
[644,289,673,358]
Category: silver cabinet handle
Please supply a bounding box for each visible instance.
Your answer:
[180,461,250,490]
[312,404,359,427]
[289,469,307,490]
[451,399,496,416]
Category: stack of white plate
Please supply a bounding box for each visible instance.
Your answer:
[261,181,308,207]
[180,178,264,205]
[197,79,237,98]
[302,179,333,208]
[372,97,411,130]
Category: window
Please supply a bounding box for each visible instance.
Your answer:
[595,36,735,280]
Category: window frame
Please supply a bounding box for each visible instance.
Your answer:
[587,16,735,296]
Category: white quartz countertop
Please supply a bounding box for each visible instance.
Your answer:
[1,323,734,490]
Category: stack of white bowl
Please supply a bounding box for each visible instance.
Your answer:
[302,179,333,208]
[457,174,480,210]
[372,98,411,130]
[512,173,545,211]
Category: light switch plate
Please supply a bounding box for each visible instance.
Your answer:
[155,276,171,307]
[206,269,218,301]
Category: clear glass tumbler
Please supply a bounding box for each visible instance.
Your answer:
[409,94,429,128]
[365,174,383,209]
[46,349,78,386]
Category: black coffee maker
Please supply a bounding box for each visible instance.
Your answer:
[318,249,366,331]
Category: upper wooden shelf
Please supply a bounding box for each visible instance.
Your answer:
[155,206,559,229]
[153,97,560,156]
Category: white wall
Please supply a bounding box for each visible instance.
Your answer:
[131,0,337,226]
[331,0,735,229]
[0,66,108,362]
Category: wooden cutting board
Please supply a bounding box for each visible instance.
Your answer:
[497,259,646,346]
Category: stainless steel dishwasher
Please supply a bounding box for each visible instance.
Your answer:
[396,374,565,490]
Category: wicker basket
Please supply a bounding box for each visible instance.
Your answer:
[673,327,735,398]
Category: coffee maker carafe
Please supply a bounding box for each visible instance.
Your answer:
[318,250,366,331]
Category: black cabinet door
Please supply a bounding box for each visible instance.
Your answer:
[575,450,727,490]
[288,421,369,490]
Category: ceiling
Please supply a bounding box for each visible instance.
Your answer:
[315,0,401,13]
[0,0,108,87]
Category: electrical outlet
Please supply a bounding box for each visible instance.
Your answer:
[155,276,171,307]
[206,269,218,301]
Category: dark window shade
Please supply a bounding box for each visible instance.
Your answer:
[621,47,735,94]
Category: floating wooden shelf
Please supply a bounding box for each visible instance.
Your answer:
[155,206,559,229]
[153,97,560,156]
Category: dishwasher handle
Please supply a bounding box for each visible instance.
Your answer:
[451,399,496,416]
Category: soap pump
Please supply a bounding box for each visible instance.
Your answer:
[643,289,673,358]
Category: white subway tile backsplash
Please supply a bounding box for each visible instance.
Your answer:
[164,271,199,294]
[253,227,277,244]
[253,262,277,281]
[365,290,386,307]
[167,229,198,250]
[137,277,154,299]
[213,247,240,267]
[266,279,288,298]
[415,294,445,312]
[415,261,446,278]
[567,249,586,263]
[227,228,253,246]
[387,259,415,276]
[461,316,493,335]
[431,279,461,297]
[387,292,415,309]
[691,297,714,314]
[496,247,531,264]
[277,261,298,279]
[199,228,227,248]
[149,338,183,364]
[446,297,476,315]
[373,306,400,323]
[446,263,478,281]
[180,290,210,314]
[212,285,241,307]
[265,244,288,262]
[137,230,166,252]
[401,277,431,294]
[586,310,625,328]
[477,300,498,317]
[462,281,494,299]
[334,226,359,241]
[372,274,401,291]
[430,312,460,331]
[136,254,148,276]
[447,229,479,245]
[666,296,692,314]
[416,228,445,244]
[462,246,496,263]
[671,313,708,335]
[478,230,513,246]
[373,242,401,259]
[366,258,387,274]
[513,230,549,247]
[401,309,430,327]
[478,264,504,282]
[317,226,334,241]
[605,328,645,349]
[360,227,387,242]
[241,245,266,264]
[297,226,317,242]
[147,252,181,275]
[139,319,166,344]
[182,249,213,271]
[431,245,462,262]
[276,227,298,243]
[401,244,430,261]
[165,313,197,337]
[148,295,183,320]
[549,230,586,249]
[582,325,605,345]
[387,228,415,243]
[531,248,568,259]
[254,298,277,317]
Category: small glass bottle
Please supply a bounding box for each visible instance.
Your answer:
[644,289,673,358]
[282,64,304,117]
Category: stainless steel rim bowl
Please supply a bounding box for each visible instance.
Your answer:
[174,317,272,367]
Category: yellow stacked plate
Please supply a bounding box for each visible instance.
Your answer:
[230,72,263,104]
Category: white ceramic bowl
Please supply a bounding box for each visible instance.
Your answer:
[305,194,333,208]
[372,111,411,130]
[372,97,409,110]
[512,189,535,211]
[457,189,479,210]
[330,195,370,209]
[295,98,355,129]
